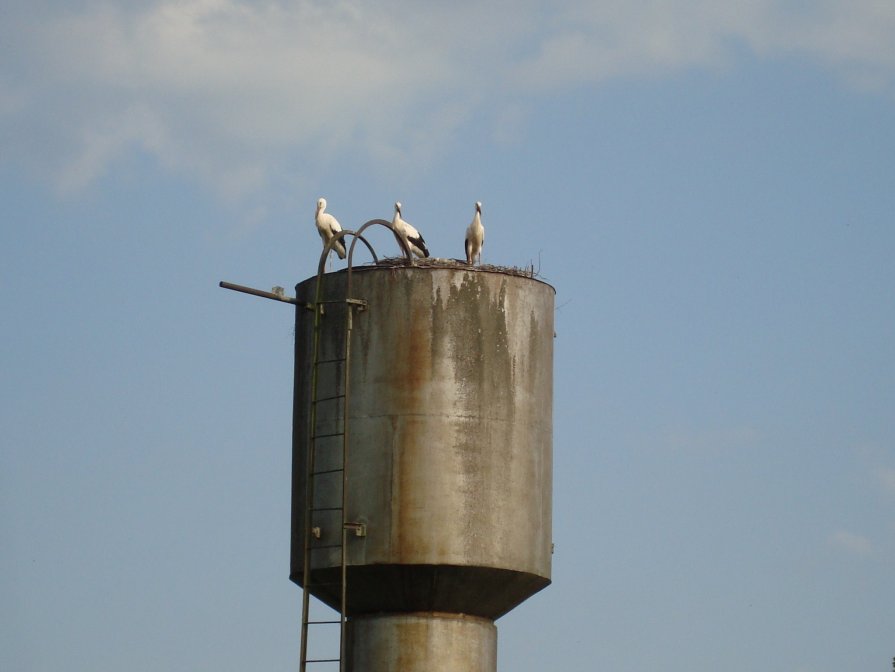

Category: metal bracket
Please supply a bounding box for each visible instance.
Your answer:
[345,298,368,311]
[344,522,366,537]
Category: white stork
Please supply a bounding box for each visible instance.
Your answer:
[315,197,346,260]
[392,201,430,259]
[465,201,484,265]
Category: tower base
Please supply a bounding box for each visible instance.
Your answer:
[347,612,496,672]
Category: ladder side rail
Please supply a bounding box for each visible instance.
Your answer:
[338,297,354,670]
[299,268,328,672]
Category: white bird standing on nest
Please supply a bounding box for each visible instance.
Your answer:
[315,197,347,261]
[392,201,430,259]
[465,201,484,265]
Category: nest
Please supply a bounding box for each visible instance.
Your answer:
[365,256,545,280]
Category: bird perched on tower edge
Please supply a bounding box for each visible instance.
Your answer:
[465,201,484,265]
[392,201,430,259]
[315,197,346,260]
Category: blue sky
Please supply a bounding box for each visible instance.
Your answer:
[2,2,894,671]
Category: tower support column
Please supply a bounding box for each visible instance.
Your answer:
[347,612,497,672]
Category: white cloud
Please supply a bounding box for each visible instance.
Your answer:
[828,529,873,555]
[513,0,895,90]
[3,0,895,197]
[6,0,501,195]
[510,1,750,89]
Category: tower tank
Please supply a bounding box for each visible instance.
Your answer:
[291,263,554,670]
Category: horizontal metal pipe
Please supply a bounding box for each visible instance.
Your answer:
[219,280,304,306]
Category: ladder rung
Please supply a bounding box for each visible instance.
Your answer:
[307,619,342,625]
[311,543,344,549]
[315,357,346,365]
[312,431,345,440]
[306,658,341,663]
[310,506,343,512]
[312,468,344,476]
[313,393,346,403]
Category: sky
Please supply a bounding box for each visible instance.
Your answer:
[2,1,894,670]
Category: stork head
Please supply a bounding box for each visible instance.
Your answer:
[317,197,326,212]
[394,201,402,216]
[475,201,482,213]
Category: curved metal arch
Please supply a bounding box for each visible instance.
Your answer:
[315,218,413,280]
[348,218,412,267]
[315,228,378,278]
[346,219,412,312]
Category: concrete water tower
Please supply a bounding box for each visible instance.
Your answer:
[223,219,554,671]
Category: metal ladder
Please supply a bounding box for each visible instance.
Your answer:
[298,219,402,672]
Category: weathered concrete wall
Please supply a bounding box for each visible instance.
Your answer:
[291,265,554,619]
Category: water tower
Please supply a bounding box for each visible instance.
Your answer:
[223,219,554,671]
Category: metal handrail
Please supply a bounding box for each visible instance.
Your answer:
[301,219,405,672]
